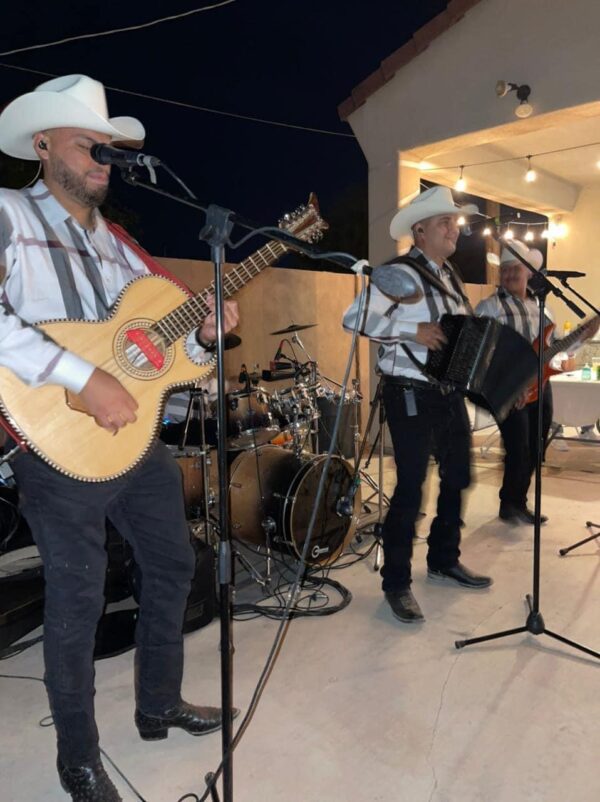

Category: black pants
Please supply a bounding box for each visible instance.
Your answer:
[11,442,195,767]
[380,382,471,592]
[498,383,553,508]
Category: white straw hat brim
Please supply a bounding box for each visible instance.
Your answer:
[390,198,478,240]
[0,91,145,160]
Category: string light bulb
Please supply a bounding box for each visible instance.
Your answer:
[525,156,537,183]
[483,226,492,236]
[541,228,549,239]
[525,229,534,242]
[457,215,466,226]
[503,229,514,240]
[455,166,466,192]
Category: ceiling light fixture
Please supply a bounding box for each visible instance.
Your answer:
[496,80,533,119]
[525,155,537,182]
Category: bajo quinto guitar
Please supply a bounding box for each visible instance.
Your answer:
[0,196,327,481]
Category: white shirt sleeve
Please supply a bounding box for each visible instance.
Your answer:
[342,282,420,343]
[0,207,96,392]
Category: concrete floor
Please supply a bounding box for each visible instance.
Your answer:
[1,436,599,802]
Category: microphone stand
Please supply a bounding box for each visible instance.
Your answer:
[456,229,599,660]
[554,277,599,317]
[119,167,365,802]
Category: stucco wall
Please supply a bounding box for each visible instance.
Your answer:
[546,187,600,336]
[348,0,600,163]
[157,256,364,415]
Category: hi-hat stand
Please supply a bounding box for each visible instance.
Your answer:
[455,234,600,660]
[350,375,390,571]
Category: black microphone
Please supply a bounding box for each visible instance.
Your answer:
[90,143,161,168]
[544,270,586,279]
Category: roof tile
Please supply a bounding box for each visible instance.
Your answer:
[338,0,484,121]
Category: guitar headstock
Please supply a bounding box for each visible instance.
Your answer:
[278,192,329,244]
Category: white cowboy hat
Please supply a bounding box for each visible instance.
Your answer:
[0,74,145,160]
[390,185,478,240]
[500,239,544,270]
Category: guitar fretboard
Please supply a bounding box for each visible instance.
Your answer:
[544,316,598,362]
[153,239,289,345]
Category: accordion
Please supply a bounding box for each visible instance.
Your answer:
[425,315,538,422]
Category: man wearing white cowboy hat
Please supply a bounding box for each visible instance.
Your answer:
[343,184,492,625]
[475,240,598,525]
[0,75,239,801]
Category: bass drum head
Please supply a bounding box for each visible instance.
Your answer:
[228,446,359,565]
[229,445,299,546]
[284,453,359,565]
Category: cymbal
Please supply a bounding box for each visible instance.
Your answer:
[270,323,317,335]
[224,333,242,350]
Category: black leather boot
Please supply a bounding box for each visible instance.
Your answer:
[57,758,122,802]
[135,700,239,740]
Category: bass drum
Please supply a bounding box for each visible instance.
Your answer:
[229,445,359,565]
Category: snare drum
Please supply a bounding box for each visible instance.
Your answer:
[229,445,359,565]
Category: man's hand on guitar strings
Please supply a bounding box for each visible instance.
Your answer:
[79,369,139,434]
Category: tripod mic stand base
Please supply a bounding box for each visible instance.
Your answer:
[455,593,600,659]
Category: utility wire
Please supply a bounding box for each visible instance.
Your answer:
[423,139,600,172]
[0,62,356,139]
[0,1,238,56]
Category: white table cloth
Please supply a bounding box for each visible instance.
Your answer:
[550,370,600,427]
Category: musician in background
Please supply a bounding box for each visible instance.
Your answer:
[0,75,238,801]
[343,186,492,625]
[475,241,599,525]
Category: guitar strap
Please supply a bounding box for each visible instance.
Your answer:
[105,221,193,297]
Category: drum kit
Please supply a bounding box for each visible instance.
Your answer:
[161,323,364,582]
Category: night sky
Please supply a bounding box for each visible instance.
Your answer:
[0,0,449,260]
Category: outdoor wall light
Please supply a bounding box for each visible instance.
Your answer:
[496,80,533,118]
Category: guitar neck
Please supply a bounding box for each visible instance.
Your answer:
[154,238,290,344]
[545,315,599,362]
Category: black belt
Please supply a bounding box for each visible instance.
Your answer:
[382,375,433,390]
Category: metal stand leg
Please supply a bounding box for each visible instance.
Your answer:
[347,376,388,569]
[373,389,386,572]
[559,521,600,556]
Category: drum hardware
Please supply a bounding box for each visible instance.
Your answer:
[171,385,218,543]
[233,545,274,591]
[261,516,277,537]
[345,375,392,571]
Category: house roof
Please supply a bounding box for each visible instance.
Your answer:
[337,0,485,121]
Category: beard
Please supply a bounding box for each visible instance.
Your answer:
[50,156,109,208]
